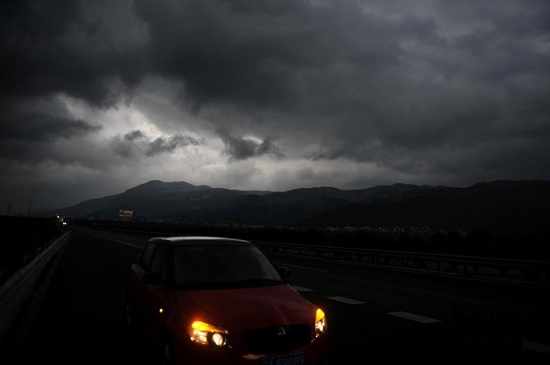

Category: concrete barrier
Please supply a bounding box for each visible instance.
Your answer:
[0,231,71,343]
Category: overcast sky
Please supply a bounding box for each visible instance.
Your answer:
[1,0,549,213]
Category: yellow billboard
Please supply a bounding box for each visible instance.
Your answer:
[119,209,134,218]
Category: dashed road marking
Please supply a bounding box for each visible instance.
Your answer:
[86,231,141,248]
[523,340,550,354]
[326,296,365,305]
[292,285,314,292]
[388,311,441,324]
[275,281,550,354]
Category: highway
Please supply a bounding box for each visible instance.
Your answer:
[3,224,550,364]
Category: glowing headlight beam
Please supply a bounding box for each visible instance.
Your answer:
[315,308,327,338]
[188,321,228,347]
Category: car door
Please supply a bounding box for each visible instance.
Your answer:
[128,242,158,333]
[140,243,172,346]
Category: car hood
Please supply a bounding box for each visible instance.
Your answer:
[172,284,316,332]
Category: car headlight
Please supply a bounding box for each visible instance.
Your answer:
[188,321,229,347]
[315,308,327,338]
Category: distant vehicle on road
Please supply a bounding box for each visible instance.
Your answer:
[125,236,330,365]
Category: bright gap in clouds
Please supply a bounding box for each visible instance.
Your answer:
[61,94,165,140]
[39,88,453,208]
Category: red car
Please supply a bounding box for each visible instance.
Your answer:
[125,236,330,365]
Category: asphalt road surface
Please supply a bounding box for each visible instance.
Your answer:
[4,225,550,364]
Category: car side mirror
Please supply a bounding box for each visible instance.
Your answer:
[277,265,291,279]
[142,271,164,285]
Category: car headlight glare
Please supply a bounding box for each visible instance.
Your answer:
[211,332,227,346]
[188,320,228,347]
[314,308,327,338]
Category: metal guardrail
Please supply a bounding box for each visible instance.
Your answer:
[63,223,550,288]
[0,231,71,343]
[254,240,550,288]
[69,223,550,288]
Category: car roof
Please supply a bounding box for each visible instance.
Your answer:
[147,236,252,246]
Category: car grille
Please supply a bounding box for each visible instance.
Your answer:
[243,324,311,354]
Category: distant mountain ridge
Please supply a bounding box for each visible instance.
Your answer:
[300,180,550,237]
[51,180,429,224]
[51,179,550,236]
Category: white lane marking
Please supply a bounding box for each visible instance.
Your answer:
[523,340,550,354]
[77,231,550,355]
[388,311,441,324]
[274,262,328,272]
[292,286,314,292]
[326,296,365,305]
[86,231,142,248]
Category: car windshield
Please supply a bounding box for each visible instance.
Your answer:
[173,243,284,288]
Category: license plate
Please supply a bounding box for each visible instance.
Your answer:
[261,353,305,365]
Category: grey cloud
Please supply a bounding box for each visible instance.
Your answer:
[256,137,284,158]
[1,0,147,107]
[0,96,102,142]
[133,0,382,111]
[0,96,102,164]
[112,130,204,158]
[221,132,284,160]
[0,113,100,142]
[1,0,550,211]
[145,135,204,157]
[124,130,146,141]
[112,132,139,159]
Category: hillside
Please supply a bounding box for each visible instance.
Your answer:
[47,180,428,224]
[299,180,550,237]
[44,179,550,238]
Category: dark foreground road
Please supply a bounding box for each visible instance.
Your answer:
[3,226,549,364]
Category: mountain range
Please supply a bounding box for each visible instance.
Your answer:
[51,179,550,237]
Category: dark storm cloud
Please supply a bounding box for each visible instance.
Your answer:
[111,130,145,158]
[1,0,550,212]
[0,95,101,164]
[0,0,147,107]
[145,134,203,157]
[0,0,147,175]
[112,130,204,158]
[131,0,429,112]
[220,132,284,160]
[0,111,99,142]
[124,130,146,141]
[4,0,548,154]
[132,0,317,111]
